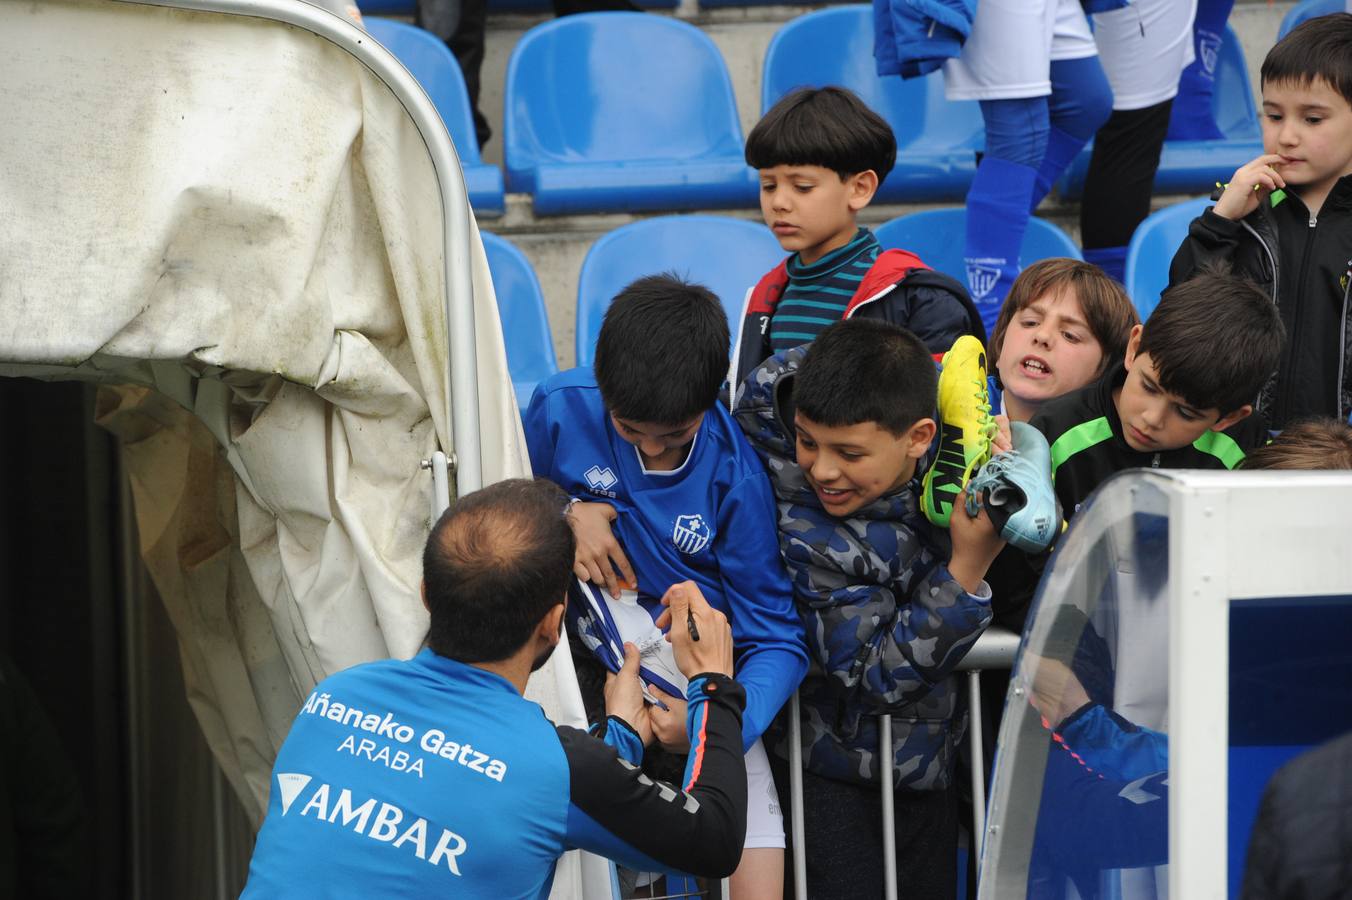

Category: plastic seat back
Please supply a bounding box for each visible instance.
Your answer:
[874,209,1081,287]
[503,13,755,214]
[365,18,505,214]
[481,232,559,409]
[761,6,983,202]
[574,215,785,366]
[1279,0,1341,39]
[1123,197,1210,321]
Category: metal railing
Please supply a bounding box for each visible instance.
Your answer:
[787,626,1021,899]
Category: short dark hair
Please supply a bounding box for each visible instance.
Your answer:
[594,273,729,425]
[423,478,575,663]
[794,318,937,435]
[1243,418,1352,470]
[745,87,897,183]
[988,258,1140,382]
[1137,268,1285,415]
[1262,12,1352,107]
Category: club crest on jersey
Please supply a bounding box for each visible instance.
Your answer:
[584,465,618,497]
[965,263,1001,301]
[1198,29,1221,76]
[672,514,711,555]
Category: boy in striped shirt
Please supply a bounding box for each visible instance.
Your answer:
[731,87,983,389]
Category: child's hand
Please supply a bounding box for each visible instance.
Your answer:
[1213,154,1288,221]
[992,414,1013,455]
[947,486,1006,594]
[604,643,655,745]
[566,501,636,598]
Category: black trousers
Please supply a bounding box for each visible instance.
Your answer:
[1080,99,1175,250]
[768,752,958,900]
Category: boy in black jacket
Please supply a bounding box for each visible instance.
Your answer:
[1031,270,1284,519]
[1169,14,1352,428]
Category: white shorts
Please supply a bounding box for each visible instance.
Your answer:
[943,0,1097,101]
[1094,0,1197,110]
[744,737,785,849]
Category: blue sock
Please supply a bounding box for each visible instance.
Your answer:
[1032,57,1114,209]
[965,156,1039,331]
[1084,245,1128,283]
[1167,0,1235,140]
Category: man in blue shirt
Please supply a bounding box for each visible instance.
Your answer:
[242,478,748,898]
[524,274,808,898]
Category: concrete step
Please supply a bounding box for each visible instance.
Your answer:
[460,0,1295,368]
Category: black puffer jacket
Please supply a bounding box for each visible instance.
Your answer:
[1240,730,1352,900]
[1168,178,1352,429]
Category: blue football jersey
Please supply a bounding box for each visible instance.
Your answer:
[523,368,807,747]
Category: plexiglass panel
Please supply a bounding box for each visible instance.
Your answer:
[982,475,1172,899]
[1226,595,1352,897]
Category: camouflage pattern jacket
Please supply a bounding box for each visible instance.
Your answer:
[733,346,993,791]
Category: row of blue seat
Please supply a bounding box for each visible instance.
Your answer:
[487,201,1223,410]
[371,7,1265,218]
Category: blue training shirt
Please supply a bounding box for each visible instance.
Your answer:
[242,650,749,898]
[523,368,808,749]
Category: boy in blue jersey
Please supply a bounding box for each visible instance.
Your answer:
[242,478,750,899]
[734,318,1005,899]
[731,86,983,388]
[523,274,808,900]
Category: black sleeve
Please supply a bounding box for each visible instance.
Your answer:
[1167,208,1245,289]
[557,674,748,878]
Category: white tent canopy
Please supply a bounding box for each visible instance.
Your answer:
[0,1,595,892]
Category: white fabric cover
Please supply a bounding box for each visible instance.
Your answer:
[0,1,588,870]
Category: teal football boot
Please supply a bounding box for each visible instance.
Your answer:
[964,421,1061,553]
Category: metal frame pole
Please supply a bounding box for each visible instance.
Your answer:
[880,714,897,900]
[967,669,986,863]
[788,692,807,899]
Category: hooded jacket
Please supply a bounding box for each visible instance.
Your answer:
[1168,179,1352,428]
[730,247,984,392]
[732,346,992,790]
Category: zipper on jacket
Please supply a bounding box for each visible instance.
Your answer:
[1340,260,1351,419]
[1281,214,1320,423]
[1240,219,1280,414]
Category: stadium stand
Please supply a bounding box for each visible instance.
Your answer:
[1123,196,1211,321]
[873,209,1081,288]
[573,215,783,365]
[760,5,983,203]
[503,13,758,215]
[365,18,507,215]
[1280,0,1341,38]
[482,231,559,408]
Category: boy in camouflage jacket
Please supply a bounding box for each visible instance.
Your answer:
[733,319,1003,898]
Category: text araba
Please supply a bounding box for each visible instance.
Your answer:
[302,691,507,782]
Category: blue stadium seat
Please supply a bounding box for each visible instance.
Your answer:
[1059,24,1263,198]
[1280,0,1341,38]
[761,6,983,203]
[481,232,559,409]
[503,13,757,216]
[574,215,785,366]
[873,209,1081,288]
[1123,196,1210,321]
[365,19,506,216]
